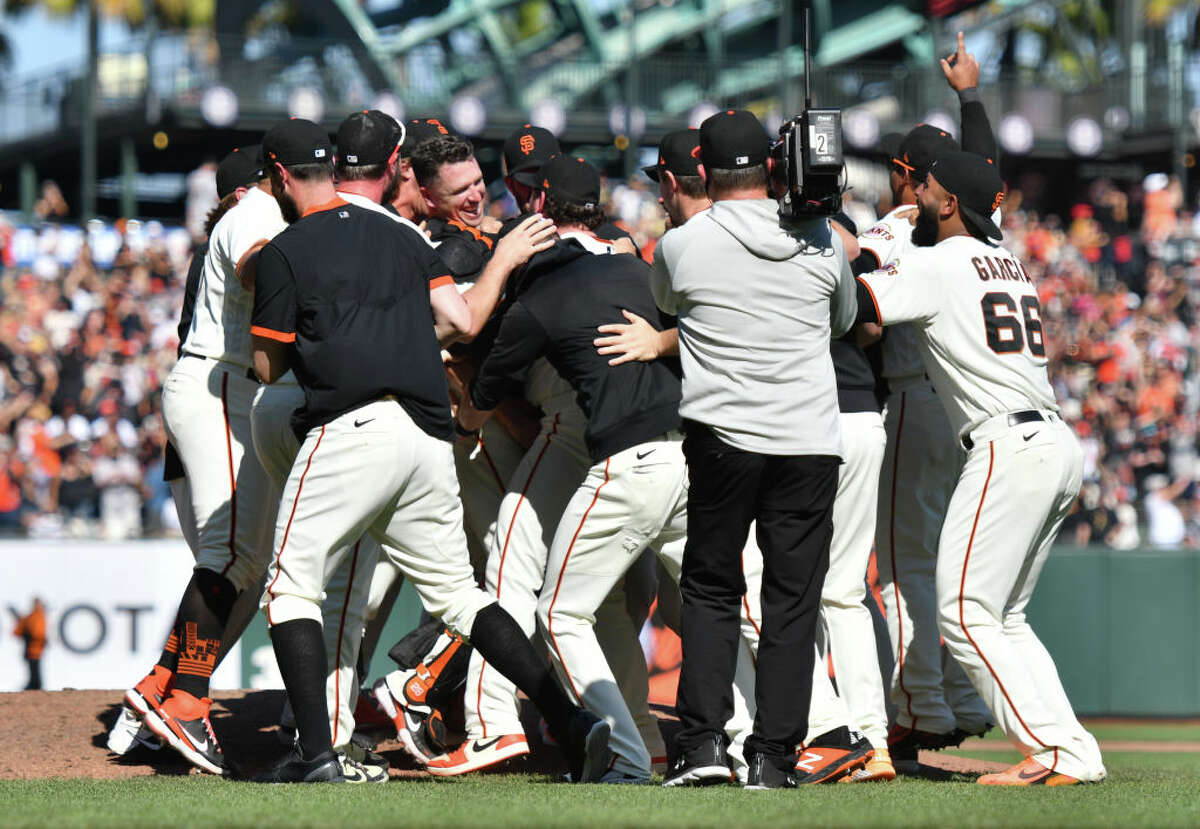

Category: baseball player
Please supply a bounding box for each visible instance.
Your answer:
[113,143,286,775]
[420,132,663,777]
[455,155,687,784]
[251,110,443,783]
[859,36,999,769]
[855,149,1105,786]
[248,117,610,784]
[321,113,557,768]
[370,132,561,765]
[107,146,266,758]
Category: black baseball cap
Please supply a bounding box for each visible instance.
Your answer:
[699,110,770,170]
[538,154,600,208]
[262,118,333,167]
[643,129,701,182]
[894,124,958,181]
[336,110,403,167]
[216,145,264,199]
[928,150,1005,241]
[503,124,560,187]
[404,118,451,150]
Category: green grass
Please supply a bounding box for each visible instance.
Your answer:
[971,720,1200,745]
[2,751,1198,829]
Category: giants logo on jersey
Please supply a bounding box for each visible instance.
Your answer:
[862,225,894,241]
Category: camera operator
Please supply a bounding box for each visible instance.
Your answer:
[652,110,857,790]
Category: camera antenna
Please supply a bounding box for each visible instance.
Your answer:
[803,7,813,111]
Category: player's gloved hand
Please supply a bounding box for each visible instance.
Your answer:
[595,309,663,365]
[494,213,557,270]
[941,31,980,92]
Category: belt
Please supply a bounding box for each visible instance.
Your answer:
[961,410,1045,451]
[183,352,259,383]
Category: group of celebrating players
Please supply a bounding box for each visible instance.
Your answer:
[101,34,1107,788]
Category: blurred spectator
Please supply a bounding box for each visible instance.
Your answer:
[12,598,47,690]
[0,162,1198,550]
[92,433,143,540]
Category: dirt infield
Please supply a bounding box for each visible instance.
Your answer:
[0,689,1027,781]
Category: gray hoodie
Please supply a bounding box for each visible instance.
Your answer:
[651,198,856,456]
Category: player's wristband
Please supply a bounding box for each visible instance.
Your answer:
[957,86,981,104]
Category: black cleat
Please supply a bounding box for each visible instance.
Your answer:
[662,733,732,787]
[560,709,612,784]
[253,749,346,784]
[745,752,798,790]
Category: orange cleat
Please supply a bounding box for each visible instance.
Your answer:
[425,734,530,776]
[143,689,224,775]
[839,747,897,783]
[123,665,173,718]
[977,757,1084,786]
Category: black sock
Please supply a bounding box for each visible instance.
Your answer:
[469,603,575,736]
[156,613,182,674]
[271,618,332,761]
[172,570,237,699]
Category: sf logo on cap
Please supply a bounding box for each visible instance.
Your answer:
[991,190,1006,213]
[520,134,536,156]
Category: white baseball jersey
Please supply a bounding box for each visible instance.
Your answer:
[183,186,286,368]
[857,235,1057,439]
[857,206,924,381]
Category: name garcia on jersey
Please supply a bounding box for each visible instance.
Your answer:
[973,254,1032,284]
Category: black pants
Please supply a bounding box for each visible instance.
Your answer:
[674,420,838,760]
[25,657,42,691]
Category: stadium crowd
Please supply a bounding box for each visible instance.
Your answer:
[0,169,1197,547]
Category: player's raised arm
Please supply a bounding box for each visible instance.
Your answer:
[944,31,999,165]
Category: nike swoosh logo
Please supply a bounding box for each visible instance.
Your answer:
[636,449,656,460]
[1022,432,1037,441]
[1017,766,1049,780]
[354,418,375,428]
[473,737,503,752]
[191,736,208,752]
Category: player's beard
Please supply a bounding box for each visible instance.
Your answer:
[381,168,402,207]
[274,188,301,224]
[911,200,939,247]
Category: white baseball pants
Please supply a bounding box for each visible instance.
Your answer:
[937,414,1104,782]
[162,356,275,592]
[877,381,977,734]
[465,410,667,760]
[454,419,524,570]
[538,433,688,778]
[251,381,380,749]
[821,410,889,749]
[262,399,493,637]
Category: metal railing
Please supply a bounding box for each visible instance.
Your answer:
[0,31,1191,147]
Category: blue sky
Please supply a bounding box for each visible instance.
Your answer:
[1,6,133,78]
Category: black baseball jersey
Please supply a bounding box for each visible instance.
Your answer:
[251,198,455,440]
[425,216,497,284]
[470,240,682,463]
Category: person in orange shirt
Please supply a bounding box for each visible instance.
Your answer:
[12,598,47,690]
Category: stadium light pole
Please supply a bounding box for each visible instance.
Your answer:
[623,2,638,181]
[80,2,99,222]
